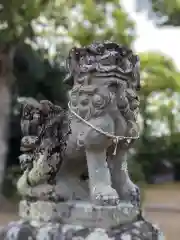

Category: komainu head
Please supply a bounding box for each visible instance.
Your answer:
[65,41,140,91]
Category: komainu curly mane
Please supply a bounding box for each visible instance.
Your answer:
[66,41,140,141]
[65,41,140,90]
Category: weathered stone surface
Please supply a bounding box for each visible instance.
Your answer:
[19,200,139,228]
[0,219,164,240]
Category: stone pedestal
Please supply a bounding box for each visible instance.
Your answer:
[0,200,164,239]
[19,200,139,228]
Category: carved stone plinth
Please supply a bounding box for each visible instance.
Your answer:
[0,223,164,240]
[0,200,164,240]
[19,200,139,228]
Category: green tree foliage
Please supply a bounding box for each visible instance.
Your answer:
[134,51,180,181]
[34,0,136,52]
[67,0,135,46]
[0,0,52,44]
[135,0,180,26]
[140,52,180,96]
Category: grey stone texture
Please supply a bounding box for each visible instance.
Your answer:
[19,200,139,228]
[0,218,164,240]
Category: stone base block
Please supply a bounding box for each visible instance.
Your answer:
[0,200,164,239]
[19,200,139,228]
[0,219,164,239]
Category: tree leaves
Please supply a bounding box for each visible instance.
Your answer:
[0,0,51,43]
[139,52,180,96]
[60,0,136,47]
[135,0,180,27]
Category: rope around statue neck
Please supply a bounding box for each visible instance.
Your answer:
[68,102,139,155]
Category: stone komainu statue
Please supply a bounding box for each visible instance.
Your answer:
[0,42,164,240]
[17,41,141,206]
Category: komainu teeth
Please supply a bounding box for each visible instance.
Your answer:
[127,139,131,144]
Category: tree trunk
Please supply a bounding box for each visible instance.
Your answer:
[0,86,10,192]
[0,45,15,194]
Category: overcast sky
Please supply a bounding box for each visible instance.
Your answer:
[122,0,180,69]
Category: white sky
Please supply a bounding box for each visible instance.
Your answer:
[122,0,180,69]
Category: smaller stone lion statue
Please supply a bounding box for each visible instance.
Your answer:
[17,98,71,201]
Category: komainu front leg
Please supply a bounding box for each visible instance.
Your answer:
[85,148,119,205]
[109,151,140,207]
